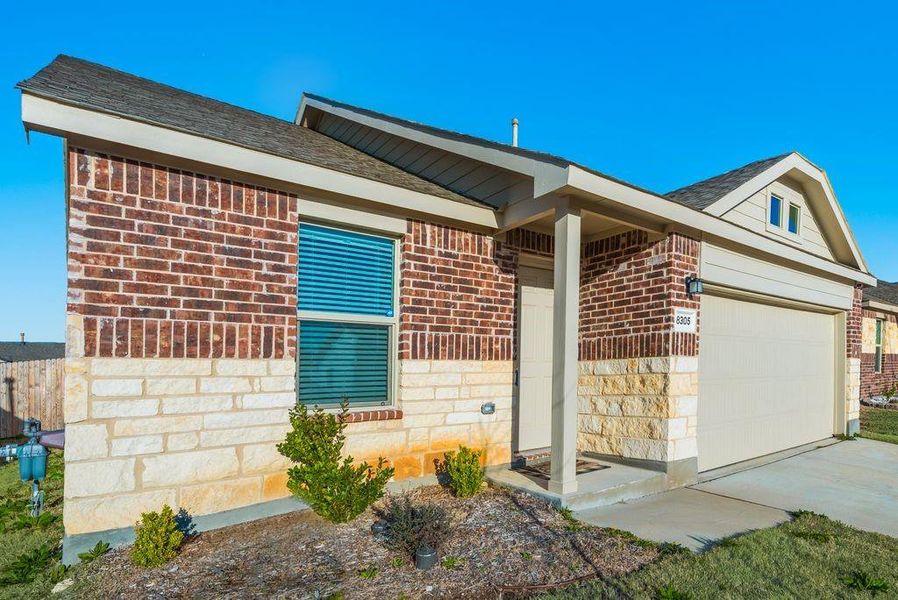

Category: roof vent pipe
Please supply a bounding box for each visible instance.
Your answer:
[20,332,25,344]
[511,118,519,147]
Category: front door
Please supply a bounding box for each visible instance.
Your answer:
[517,265,554,451]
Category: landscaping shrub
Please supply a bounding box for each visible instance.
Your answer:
[442,445,484,497]
[277,400,394,523]
[130,504,184,567]
[380,494,451,560]
[78,540,110,563]
[0,544,58,585]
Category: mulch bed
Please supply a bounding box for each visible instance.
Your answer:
[68,485,657,599]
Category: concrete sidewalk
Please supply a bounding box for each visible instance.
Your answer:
[577,439,898,551]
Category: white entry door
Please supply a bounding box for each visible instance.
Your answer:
[517,265,554,451]
[698,294,836,471]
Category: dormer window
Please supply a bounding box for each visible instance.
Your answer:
[769,194,783,227]
[787,203,801,234]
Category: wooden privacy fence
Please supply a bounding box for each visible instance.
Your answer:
[0,358,64,439]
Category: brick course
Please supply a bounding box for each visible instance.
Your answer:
[68,149,297,359]
[579,231,701,360]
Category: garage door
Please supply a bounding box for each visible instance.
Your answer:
[698,294,835,471]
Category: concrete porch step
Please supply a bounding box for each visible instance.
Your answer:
[486,458,672,513]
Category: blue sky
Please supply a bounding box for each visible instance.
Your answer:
[2,2,896,341]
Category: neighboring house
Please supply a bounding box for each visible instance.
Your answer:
[860,280,898,399]
[0,337,65,363]
[17,56,876,552]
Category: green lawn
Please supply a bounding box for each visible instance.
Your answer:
[860,407,898,445]
[540,513,898,599]
[0,448,66,600]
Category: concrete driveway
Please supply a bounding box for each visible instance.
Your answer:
[577,438,898,551]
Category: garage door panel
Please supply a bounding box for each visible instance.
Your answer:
[698,295,835,471]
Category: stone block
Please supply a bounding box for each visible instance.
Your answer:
[142,448,239,487]
[259,376,295,392]
[64,373,89,423]
[240,392,296,410]
[343,431,407,459]
[91,379,143,397]
[400,373,462,387]
[400,360,431,374]
[162,395,233,414]
[113,415,202,436]
[673,356,699,373]
[268,360,296,376]
[622,438,668,462]
[241,443,292,474]
[389,454,423,479]
[146,378,197,396]
[167,432,199,452]
[214,359,269,376]
[179,477,261,515]
[199,425,289,448]
[65,458,135,498]
[111,435,163,457]
[638,357,672,374]
[144,359,212,377]
[434,387,460,400]
[64,490,176,535]
[675,396,698,418]
[400,386,434,401]
[203,409,288,430]
[428,424,471,451]
[262,472,291,500]
[65,423,109,461]
[199,377,253,394]
[92,398,159,419]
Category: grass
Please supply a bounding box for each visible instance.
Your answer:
[0,450,66,600]
[859,407,898,445]
[538,513,898,599]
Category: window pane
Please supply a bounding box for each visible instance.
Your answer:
[876,320,883,345]
[298,320,389,406]
[769,195,782,227]
[299,223,394,317]
[788,204,800,234]
[876,347,883,373]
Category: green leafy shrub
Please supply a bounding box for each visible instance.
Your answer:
[277,400,394,523]
[841,570,889,595]
[130,505,184,568]
[357,565,378,579]
[441,445,484,497]
[441,555,464,569]
[78,540,111,563]
[0,544,58,585]
[380,494,451,560]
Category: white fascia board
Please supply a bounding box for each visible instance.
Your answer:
[564,164,876,286]
[863,299,898,315]
[703,153,868,272]
[302,96,566,180]
[21,94,498,229]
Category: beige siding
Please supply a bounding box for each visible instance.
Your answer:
[722,178,834,260]
[700,242,854,310]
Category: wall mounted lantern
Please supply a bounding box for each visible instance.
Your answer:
[685,276,704,297]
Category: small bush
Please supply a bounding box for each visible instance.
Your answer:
[78,540,110,563]
[358,565,378,579]
[0,544,58,585]
[130,504,184,568]
[441,555,464,570]
[380,494,451,559]
[841,570,889,595]
[442,446,484,497]
[278,400,394,523]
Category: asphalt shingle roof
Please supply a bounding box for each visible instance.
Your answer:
[0,342,65,363]
[665,154,792,210]
[864,280,898,307]
[17,55,481,207]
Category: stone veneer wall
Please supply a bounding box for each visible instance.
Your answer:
[860,308,898,400]
[577,231,701,463]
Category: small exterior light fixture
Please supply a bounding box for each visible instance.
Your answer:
[685,276,704,297]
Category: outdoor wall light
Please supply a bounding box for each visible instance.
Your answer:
[685,276,704,297]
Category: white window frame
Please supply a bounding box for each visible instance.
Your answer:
[765,186,804,244]
[297,220,400,411]
[787,202,802,235]
[875,318,884,374]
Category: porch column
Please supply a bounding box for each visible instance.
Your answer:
[549,204,580,495]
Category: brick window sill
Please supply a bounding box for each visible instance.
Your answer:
[340,409,403,423]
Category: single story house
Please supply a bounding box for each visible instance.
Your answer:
[0,336,65,363]
[17,56,876,554]
[860,280,898,399]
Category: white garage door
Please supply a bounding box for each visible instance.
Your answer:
[698,294,836,471]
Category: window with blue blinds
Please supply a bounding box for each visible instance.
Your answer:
[297,222,397,408]
[298,223,394,317]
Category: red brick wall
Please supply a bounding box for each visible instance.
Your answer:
[860,308,898,399]
[579,231,701,360]
[399,221,553,361]
[847,285,863,360]
[68,149,297,359]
